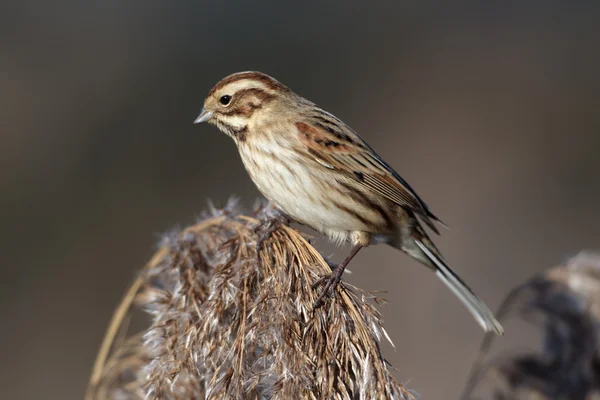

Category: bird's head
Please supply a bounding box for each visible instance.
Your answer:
[194,71,293,140]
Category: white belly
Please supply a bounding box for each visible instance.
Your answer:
[238,142,370,237]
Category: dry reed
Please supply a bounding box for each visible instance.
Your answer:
[461,251,600,399]
[86,201,412,399]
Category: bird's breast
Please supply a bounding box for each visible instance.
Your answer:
[237,139,396,239]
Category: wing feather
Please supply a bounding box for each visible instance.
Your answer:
[295,113,443,233]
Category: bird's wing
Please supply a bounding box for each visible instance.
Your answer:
[295,112,443,233]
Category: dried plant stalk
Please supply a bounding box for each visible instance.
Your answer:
[87,202,412,399]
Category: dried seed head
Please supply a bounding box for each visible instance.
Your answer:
[462,251,600,399]
[87,202,412,400]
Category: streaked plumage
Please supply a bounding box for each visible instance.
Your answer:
[194,71,503,335]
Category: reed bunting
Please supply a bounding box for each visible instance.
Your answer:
[194,71,503,335]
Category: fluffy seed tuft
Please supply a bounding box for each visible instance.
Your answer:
[86,202,413,400]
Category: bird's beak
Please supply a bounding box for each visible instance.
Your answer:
[194,108,213,124]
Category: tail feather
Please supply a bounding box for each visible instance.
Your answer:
[414,240,504,335]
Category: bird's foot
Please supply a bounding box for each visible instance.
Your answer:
[312,244,363,309]
[311,260,339,287]
[312,263,344,310]
[254,205,290,251]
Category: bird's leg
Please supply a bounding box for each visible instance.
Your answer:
[254,203,291,251]
[313,244,363,309]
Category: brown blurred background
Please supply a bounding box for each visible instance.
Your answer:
[2,2,599,399]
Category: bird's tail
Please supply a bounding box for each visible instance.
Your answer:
[392,229,504,335]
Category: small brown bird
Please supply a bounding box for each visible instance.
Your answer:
[194,71,503,335]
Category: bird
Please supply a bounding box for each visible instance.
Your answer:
[194,71,504,335]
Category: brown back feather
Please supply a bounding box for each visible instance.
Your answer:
[297,110,443,234]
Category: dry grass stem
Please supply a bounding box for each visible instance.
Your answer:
[87,201,412,399]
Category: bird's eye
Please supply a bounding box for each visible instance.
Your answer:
[219,95,232,106]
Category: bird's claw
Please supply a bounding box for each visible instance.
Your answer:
[311,262,338,289]
[312,267,343,310]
